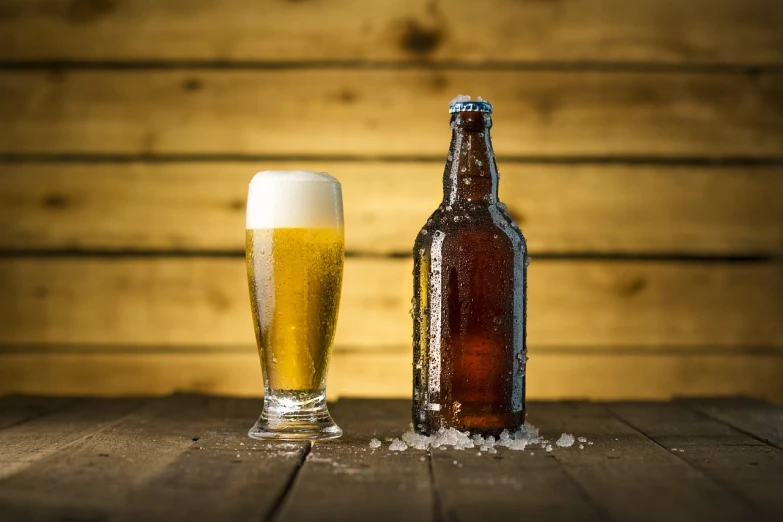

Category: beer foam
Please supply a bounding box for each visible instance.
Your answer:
[246,170,343,229]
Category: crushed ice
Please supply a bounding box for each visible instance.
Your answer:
[374,419,593,453]
[450,94,471,105]
[378,422,590,453]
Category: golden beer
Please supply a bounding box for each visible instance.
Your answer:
[246,227,344,391]
[245,170,344,439]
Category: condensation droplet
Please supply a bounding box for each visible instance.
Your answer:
[464,178,472,185]
[475,159,482,166]
[418,248,425,255]
[421,229,428,235]
[460,166,467,173]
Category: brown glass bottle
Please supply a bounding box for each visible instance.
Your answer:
[413,98,527,435]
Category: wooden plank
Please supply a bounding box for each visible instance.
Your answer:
[277,399,433,522]
[0,258,780,348]
[0,395,77,430]
[0,0,781,64]
[2,162,781,256]
[2,70,782,157]
[113,418,307,522]
[683,398,783,449]
[607,402,783,520]
[430,418,604,521]
[0,397,146,480]
[0,351,781,402]
[0,395,305,521]
[528,402,757,522]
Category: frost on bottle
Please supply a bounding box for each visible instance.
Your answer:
[413,96,527,435]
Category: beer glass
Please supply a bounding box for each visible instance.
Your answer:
[246,170,343,439]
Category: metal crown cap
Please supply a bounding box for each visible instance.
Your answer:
[449,100,493,114]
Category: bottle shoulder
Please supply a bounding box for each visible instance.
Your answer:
[414,202,526,255]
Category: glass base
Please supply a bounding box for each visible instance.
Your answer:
[248,389,342,440]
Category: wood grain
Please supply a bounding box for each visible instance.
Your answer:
[114,419,308,522]
[2,70,782,157]
[0,257,779,348]
[2,162,781,255]
[0,0,780,64]
[528,402,756,522]
[0,395,77,430]
[431,422,604,521]
[0,395,300,521]
[277,399,434,522]
[0,398,146,480]
[682,398,783,449]
[0,351,780,402]
[608,402,783,520]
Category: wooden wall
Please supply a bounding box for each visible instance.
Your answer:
[0,0,781,401]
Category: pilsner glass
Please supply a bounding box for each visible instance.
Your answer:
[245,170,343,439]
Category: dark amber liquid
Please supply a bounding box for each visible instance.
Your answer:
[413,110,527,435]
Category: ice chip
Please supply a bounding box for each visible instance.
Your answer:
[556,433,575,448]
[401,430,430,450]
[506,438,528,451]
[369,438,382,449]
[577,436,587,443]
[389,439,407,451]
[450,94,471,105]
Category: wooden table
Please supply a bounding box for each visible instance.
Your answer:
[0,396,780,522]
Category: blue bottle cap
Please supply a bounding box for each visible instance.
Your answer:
[449,100,493,114]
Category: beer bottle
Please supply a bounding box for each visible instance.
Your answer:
[413,96,528,435]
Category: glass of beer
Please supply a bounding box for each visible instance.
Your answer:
[245,170,344,439]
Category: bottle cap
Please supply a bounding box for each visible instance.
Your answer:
[449,100,493,114]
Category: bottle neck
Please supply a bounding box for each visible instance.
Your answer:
[443,112,499,206]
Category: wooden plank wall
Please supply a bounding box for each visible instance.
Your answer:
[0,0,781,401]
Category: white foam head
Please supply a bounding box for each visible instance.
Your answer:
[246,170,343,229]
